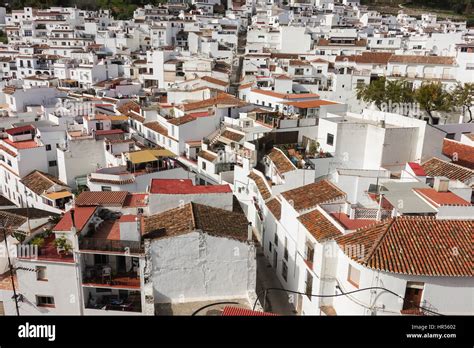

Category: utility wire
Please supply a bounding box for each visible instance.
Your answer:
[252,286,442,316]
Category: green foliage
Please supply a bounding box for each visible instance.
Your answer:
[414,82,453,123]
[452,83,474,122]
[30,236,45,248]
[356,77,414,112]
[53,236,73,254]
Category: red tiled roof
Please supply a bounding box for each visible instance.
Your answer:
[221,306,278,316]
[442,138,474,170]
[53,207,97,232]
[267,148,296,174]
[281,180,346,212]
[298,209,342,242]
[413,188,471,206]
[149,179,231,194]
[95,129,124,136]
[331,212,376,230]
[266,198,281,220]
[5,125,35,135]
[123,193,148,207]
[2,139,39,149]
[336,217,473,276]
[251,89,320,100]
[421,157,473,184]
[75,191,128,206]
[408,162,426,176]
[283,99,338,109]
[248,172,271,200]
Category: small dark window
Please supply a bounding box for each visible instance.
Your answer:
[48,160,57,167]
[36,295,55,307]
[326,133,334,146]
[45,144,52,151]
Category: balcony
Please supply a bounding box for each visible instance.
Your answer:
[79,237,144,254]
[84,288,142,313]
[82,263,140,289]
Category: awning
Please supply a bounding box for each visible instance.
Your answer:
[44,191,73,200]
[127,149,177,164]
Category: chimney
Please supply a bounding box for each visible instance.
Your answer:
[247,222,253,242]
[433,176,449,192]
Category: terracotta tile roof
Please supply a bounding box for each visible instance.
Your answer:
[421,157,473,184]
[21,170,68,195]
[3,139,39,149]
[248,172,271,200]
[251,89,320,100]
[413,188,471,206]
[53,206,97,232]
[335,52,393,64]
[0,144,17,157]
[167,114,197,126]
[128,112,146,123]
[201,76,229,87]
[198,150,217,162]
[442,139,474,170]
[336,217,473,276]
[123,193,148,207]
[75,191,128,206]
[265,197,281,220]
[221,129,244,142]
[267,148,296,174]
[182,93,246,112]
[5,125,35,136]
[281,180,346,212]
[144,122,168,136]
[150,179,231,194]
[238,82,254,90]
[298,209,342,242]
[283,99,339,109]
[388,55,455,65]
[143,202,249,242]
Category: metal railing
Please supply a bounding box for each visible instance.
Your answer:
[79,238,144,254]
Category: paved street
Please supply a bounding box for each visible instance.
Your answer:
[255,249,296,316]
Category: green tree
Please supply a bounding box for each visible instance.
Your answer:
[452,83,474,123]
[356,77,387,110]
[414,82,453,124]
[356,77,414,114]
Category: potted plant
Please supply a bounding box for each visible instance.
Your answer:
[30,236,45,255]
[53,236,73,256]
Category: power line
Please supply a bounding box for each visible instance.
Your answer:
[252,286,442,316]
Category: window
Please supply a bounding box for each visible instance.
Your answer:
[7,159,11,167]
[326,133,334,146]
[347,264,360,288]
[201,161,206,170]
[101,186,112,192]
[0,155,4,162]
[283,237,288,261]
[305,271,313,300]
[36,295,55,307]
[268,241,272,252]
[274,233,278,247]
[48,160,57,167]
[305,242,314,267]
[36,266,47,281]
[281,261,288,282]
